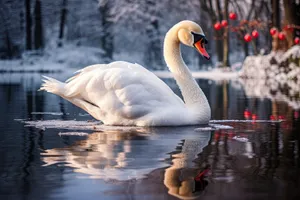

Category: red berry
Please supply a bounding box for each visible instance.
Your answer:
[278,32,286,40]
[278,115,285,120]
[221,20,228,27]
[295,37,300,45]
[229,12,237,20]
[252,114,257,120]
[284,25,294,32]
[252,30,259,38]
[270,28,277,36]
[244,34,252,42]
[214,22,222,30]
[270,115,276,120]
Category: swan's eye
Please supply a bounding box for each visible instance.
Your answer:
[191,32,207,45]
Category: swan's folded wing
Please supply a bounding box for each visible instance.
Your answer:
[63,61,185,115]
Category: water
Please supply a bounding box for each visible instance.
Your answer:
[0,73,300,200]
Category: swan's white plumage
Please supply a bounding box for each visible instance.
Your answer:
[40,20,211,126]
[41,61,193,126]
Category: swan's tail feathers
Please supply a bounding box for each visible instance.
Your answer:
[39,76,65,95]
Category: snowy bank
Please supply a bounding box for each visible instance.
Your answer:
[155,68,239,81]
[0,44,105,73]
[239,45,300,79]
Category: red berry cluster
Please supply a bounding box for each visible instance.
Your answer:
[214,12,236,31]
[270,26,299,44]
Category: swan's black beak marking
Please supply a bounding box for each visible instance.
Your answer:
[192,32,210,60]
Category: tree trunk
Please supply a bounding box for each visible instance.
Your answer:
[283,0,299,48]
[215,0,224,65]
[25,0,32,50]
[222,0,230,67]
[271,0,280,28]
[58,0,67,47]
[271,0,281,51]
[34,0,44,50]
[243,41,249,57]
[99,1,114,60]
[5,29,13,58]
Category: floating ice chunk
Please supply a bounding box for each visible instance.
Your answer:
[210,124,234,130]
[233,136,249,142]
[31,112,67,116]
[24,120,102,130]
[78,113,90,116]
[210,119,282,123]
[195,123,234,131]
[194,127,216,131]
[58,132,89,136]
[14,119,25,121]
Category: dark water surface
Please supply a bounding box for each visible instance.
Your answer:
[0,73,300,200]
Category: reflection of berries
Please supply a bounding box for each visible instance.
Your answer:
[244,110,251,119]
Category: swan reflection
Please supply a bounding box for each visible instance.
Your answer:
[164,133,211,199]
[42,130,152,180]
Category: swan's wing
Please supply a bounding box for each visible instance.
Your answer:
[63,61,185,119]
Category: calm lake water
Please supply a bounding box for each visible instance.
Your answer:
[0,72,299,200]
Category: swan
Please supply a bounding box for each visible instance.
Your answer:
[40,20,211,126]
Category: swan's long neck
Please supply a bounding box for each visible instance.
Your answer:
[163,27,210,118]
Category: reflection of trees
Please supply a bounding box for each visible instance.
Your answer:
[239,78,300,110]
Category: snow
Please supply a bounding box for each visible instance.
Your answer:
[194,124,234,131]
[58,132,89,136]
[232,136,249,143]
[210,119,282,123]
[238,46,300,109]
[0,44,105,73]
[23,119,148,132]
[154,68,239,80]
[239,45,300,79]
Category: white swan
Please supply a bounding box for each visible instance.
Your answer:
[40,20,211,126]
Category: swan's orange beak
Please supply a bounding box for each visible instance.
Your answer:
[194,40,210,60]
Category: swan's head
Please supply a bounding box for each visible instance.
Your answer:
[177,20,210,60]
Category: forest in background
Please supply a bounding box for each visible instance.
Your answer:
[0,0,299,69]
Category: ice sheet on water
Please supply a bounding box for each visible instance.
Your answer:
[23,119,148,132]
[24,120,102,130]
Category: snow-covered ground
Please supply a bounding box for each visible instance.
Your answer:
[238,45,300,109]
[239,45,300,79]
[0,44,105,73]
